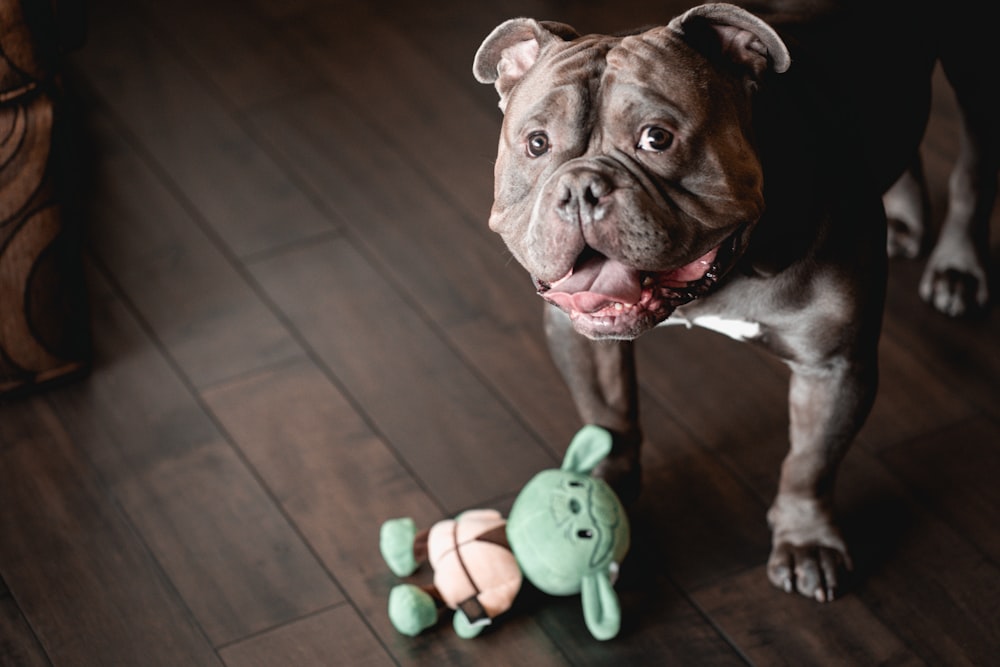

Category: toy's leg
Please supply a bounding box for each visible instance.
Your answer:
[388,584,442,636]
[452,596,495,639]
[379,517,429,577]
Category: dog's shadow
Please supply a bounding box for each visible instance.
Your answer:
[616,469,914,610]
[838,487,916,593]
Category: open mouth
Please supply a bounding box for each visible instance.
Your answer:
[533,227,745,339]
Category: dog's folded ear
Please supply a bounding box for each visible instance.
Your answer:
[474,18,579,111]
[668,2,790,82]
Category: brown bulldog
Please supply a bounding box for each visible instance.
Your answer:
[473,2,996,602]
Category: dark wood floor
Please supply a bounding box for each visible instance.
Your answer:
[2,0,999,664]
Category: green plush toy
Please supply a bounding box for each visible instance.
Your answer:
[379,425,630,641]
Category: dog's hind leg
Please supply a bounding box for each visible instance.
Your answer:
[919,54,997,316]
[884,154,930,260]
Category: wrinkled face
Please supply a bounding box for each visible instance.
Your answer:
[488,28,765,339]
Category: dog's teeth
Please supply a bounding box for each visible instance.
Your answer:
[615,303,624,311]
[642,276,654,287]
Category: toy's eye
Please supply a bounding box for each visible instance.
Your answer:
[637,125,674,152]
[526,131,550,157]
[577,529,594,539]
[568,481,583,488]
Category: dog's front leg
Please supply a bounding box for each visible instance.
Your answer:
[543,305,642,501]
[766,354,877,602]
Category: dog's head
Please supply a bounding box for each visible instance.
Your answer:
[474,3,790,339]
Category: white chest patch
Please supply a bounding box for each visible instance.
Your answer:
[691,315,761,341]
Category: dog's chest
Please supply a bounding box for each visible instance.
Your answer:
[660,312,762,342]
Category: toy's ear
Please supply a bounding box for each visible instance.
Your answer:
[580,571,621,641]
[561,425,614,475]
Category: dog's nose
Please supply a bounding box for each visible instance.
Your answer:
[556,169,612,225]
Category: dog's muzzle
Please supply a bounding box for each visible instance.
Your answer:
[534,224,747,339]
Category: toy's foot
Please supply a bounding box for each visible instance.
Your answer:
[388,584,438,636]
[380,518,418,577]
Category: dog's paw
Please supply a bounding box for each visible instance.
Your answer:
[886,216,924,259]
[767,538,851,602]
[766,497,852,602]
[918,237,989,317]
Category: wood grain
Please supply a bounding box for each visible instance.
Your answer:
[0,398,222,666]
[69,0,334,260]
[48,273,342,647]
[219,605,394,667]
[0,594,50,667]
[80,106,303,388]
[248,237,556,512]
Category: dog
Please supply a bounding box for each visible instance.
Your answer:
[472,1,996,603]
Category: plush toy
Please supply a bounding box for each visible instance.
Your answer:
[379,425,630,641]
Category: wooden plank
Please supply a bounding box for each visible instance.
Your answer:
[220,605,394,667]
[634,390,772,591]
[80,106,303,389]
[0,595,50,667]
[882,260,1000,421]
[247,237,556,513]
[67,0,334,260]
[693,566,924,666]
[836,450,1000,666]
[245,90,526,330]
[692,443,1000,666]
[855,334,976,452]
[447,315,585,456]
[247,90,585,456]
[534,584,745,667]
[878,417,1000,562]
[0,398,222,667]
[48,272,343,647]
[136,0,326,111]
[280,1,499,223]
[364,0,694,99]
[202,359,570,666]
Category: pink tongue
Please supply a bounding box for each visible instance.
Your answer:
[544,254,643,313]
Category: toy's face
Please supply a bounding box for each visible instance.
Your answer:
[507,469,629,596]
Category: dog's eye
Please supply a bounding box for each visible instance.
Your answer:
[526,131,551,157]
[637,126,674,152]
